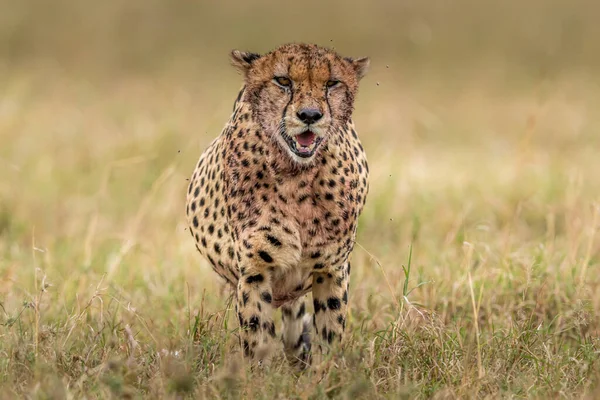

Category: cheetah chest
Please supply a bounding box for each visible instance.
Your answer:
[273,166,361,269]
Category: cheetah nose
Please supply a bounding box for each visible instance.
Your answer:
[297,108,323,125]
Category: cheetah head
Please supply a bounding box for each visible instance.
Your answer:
[230,43,369,164]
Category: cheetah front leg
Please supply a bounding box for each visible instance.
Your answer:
[233,220,303,364]
[236,267,277,363]
[311,262,350,364]
[281,297,311,368]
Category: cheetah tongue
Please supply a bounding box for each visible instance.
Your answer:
[296,131,316,148]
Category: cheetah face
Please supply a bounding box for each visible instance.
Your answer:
[231,44,369,164]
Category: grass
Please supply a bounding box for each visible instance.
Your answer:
[1,1,600,398]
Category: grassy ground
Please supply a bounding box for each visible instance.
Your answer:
[1,1,600,398]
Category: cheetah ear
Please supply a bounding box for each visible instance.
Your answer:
[345,57,370,80]
[230,50,261,76]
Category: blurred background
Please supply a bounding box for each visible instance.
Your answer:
[2,0,600,329]
[0,1,599,396]
[3,0,600,76]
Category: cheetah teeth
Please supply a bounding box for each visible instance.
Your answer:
[294,131,317,153]
[295,140,317,153]
[283,130,323,158]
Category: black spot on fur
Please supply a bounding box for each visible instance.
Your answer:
[298,194,310,203]
[258,251,273,263]
[246,274,264,284]
[327,330,335,344]
[313,299,326,313]
[267,321,276,337]
[260,292,272,303]
[327,297,341,310]
[265,234,282,247]
[249,316,260,332]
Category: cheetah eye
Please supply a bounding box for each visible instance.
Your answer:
[326,80,340,88]
[274,76,291,87]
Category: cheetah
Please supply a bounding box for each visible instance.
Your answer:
[186,43,370,367]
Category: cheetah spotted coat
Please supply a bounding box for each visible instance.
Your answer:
[186,43,369,366]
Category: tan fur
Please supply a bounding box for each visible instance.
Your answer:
[186,43,369,367]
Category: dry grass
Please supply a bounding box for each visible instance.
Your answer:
[1,1,600,398]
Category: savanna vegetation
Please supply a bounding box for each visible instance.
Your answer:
[1,1,599,398]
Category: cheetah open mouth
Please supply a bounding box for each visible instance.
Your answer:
[283,130,323,158]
